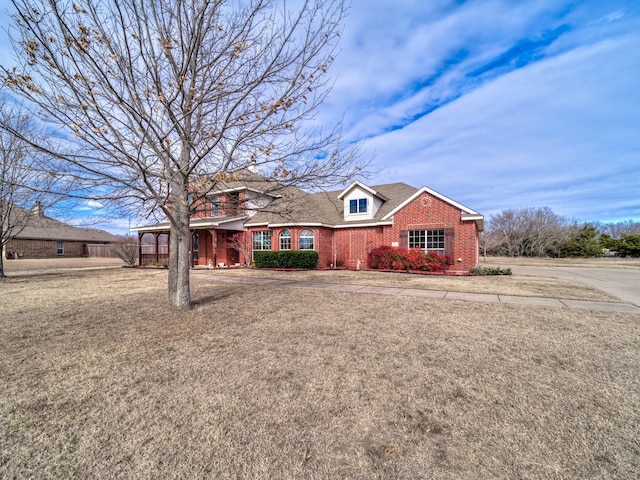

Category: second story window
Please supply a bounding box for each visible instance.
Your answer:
[228,191,240,214]
[349,198,367,214]
[211,196,219,216]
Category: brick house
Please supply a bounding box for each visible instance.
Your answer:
[4,204,120,259]
[135,172,484,272]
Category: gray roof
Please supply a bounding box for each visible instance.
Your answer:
[245,182,419,226]
[10,206,120,243]
[209,168,306,199]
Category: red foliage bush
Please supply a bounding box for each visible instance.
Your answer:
[367,246,451,272]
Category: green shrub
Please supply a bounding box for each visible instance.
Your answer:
[253,250,319,269]
[469,266,512,276]
[617,234,640,257]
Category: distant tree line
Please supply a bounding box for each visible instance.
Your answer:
[482,207,640,258]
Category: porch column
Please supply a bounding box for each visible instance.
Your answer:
[210,229,217,267]
[138,232,143,266]
[154,233,160,265]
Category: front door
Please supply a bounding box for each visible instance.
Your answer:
[192,233,199,264]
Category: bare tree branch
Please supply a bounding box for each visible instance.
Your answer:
[2,0,364,307]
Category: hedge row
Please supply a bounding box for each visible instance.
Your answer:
[253,250,319,269]
[367,246,452,272]
[469,266,512,276]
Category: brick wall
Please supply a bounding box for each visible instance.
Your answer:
[6,238,87,258]
[390,192,479,271]
[244,191,480,271]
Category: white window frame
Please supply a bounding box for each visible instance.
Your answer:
[279,229,291,250]
[409,229,445,254]
[252,231,272,251]
[299,229,315,250]
[349,198,368,214]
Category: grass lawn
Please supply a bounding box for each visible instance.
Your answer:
[1,264,639,479]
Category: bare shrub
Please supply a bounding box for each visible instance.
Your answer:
[227,232,251,265]
[113,237,138,267]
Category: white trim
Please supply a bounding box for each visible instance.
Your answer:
[131,224,170,232]
[332,221,393,229]
[210,186,282,198]
[133,215,248,233]
[243,221,269,227]
[337,181,389,201]
[244,221,332,228]
[244,220,393,229]
[382,186,482,220]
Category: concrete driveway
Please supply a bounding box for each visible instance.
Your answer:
[489,264,640,307]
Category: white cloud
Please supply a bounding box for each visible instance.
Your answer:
[86,200,105,209]
[359,30,640,222]
[1,0,637,226]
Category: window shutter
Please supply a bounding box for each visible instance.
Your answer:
[399,230,409,249]
[444,228,454,259]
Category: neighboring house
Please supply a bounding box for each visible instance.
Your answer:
[135,171,484,272]
[4,204,120,259]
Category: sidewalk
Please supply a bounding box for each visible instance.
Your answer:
[207,274,640,314]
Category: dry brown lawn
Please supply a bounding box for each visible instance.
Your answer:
[1,263,639,479]
[202,267,620,302]
[481,255,640,269]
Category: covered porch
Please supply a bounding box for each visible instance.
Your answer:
[190,228,245,268]
[135,215,248,268]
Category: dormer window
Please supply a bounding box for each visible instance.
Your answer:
[339,181,387,221]
[349,198,368,214]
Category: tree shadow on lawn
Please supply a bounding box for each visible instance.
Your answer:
[192,287,240,307]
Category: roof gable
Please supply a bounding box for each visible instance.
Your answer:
[337,181,389,201]
[381,186,480,221]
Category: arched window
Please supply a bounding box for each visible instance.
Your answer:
[299,229,314,250]
[280,229,291,250]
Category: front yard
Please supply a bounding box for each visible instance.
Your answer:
[1,265,638,478]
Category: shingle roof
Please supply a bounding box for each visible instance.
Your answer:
[210,168,306,199]
[10,206,120,243]
[245,182,419,226]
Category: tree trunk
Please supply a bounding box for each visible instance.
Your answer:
[168,223,179,305]
[167,183,193,310]
[175,208,192,309]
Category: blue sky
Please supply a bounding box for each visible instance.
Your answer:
[1,0,639,234]
[320,0,640,227]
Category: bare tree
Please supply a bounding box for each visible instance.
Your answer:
[594,220,640,238]
[227,232,251,265]
[0,98,67,278]
[486,207,569,258]
[3,0,364,309]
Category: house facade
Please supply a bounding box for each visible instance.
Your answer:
[4,205,120,259]
[135,173,484,272]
